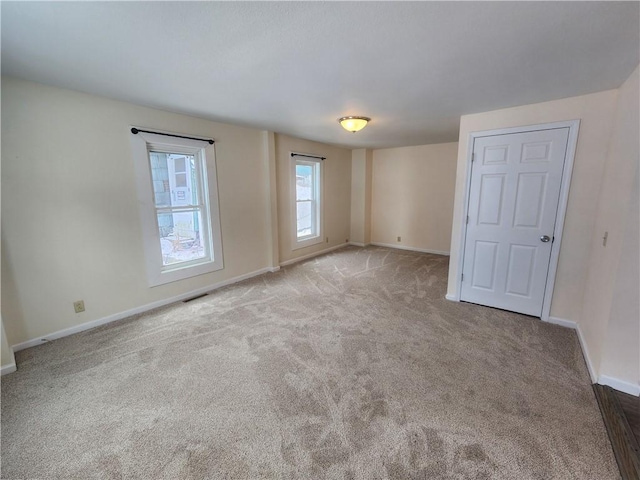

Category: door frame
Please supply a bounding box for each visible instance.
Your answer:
[454,120,580,320]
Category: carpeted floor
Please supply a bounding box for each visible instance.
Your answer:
[1,246,619,479]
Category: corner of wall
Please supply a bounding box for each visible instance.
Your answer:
[1,317,17,375]
[577,63,639,387]
[350,149,367,245]
[364,149,373,245]
[262,131,279,269]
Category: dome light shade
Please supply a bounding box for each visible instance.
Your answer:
[338,116,370,133]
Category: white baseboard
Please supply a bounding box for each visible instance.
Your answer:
[445,294,458,302]
[348,242,371,247]
[545,318,594,382]
[545,317,638,394]
[575,324,598,383]
[11,266,279,353]
[544,316,578,329]
[279,243,348,267]
[542,317,596,382]
[1,363,17,376]
[370,242,450,256]
[598,375,640,397]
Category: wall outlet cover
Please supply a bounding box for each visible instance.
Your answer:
[73,300,85,313]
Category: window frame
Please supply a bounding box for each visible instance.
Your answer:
[150,148,210,269]
[131,128,224,286]
[291,153,323,250]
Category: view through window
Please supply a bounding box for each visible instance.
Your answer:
[149,151,207,266]
[293,156,322,248]
[296,163,315,238]
[132,129,223,286]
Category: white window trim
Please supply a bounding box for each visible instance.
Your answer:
[131,128,224,286]
[291,153,323,250]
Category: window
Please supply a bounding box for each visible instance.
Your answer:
[292,154,322,249]
[131,129,223,286]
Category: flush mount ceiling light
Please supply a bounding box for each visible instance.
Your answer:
[338,116,371,133]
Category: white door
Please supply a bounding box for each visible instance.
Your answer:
[461,127,569,316]
[167,155,197,244]
[168,155,191,206]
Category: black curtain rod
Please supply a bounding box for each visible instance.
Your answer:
[291,152,325,161]
[131,128,214,145]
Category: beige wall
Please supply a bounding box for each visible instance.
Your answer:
[2,77,273,346]
[274,134,351,264]
[600,172,639,385]
[447,66,639,388]
[364,150,373,244]
[0,128,10,370]
[372,143,458,254]
[447,90,618,323]
[350,149,372,245]
[583,65,639,386]
[262,131,280,269]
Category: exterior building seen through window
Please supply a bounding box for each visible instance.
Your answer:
[149,152,206,266]
[131,128,223,286]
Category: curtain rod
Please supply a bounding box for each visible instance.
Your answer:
[291,152,325,161]
[131,128,214,145]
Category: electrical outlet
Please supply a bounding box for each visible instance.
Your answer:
[326,237,329,243]
[73,300,85,313]
[397,236,401,242]
[346,238,349,243]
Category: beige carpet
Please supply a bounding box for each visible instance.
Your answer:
[1,246,619,479]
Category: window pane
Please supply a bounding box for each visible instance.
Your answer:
[175,173,187,187]
[173,157,186,173]
[296,164,313,201]
[149,152,171,207]
[149,152,198,207]
[297,200,313,238]
[158,209,206,266]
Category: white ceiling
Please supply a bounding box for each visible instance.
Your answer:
[2,2,638,149]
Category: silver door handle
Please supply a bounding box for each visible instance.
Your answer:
[540,235,551,243]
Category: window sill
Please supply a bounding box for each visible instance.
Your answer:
[292,235,324,251]
[149,258,224,287]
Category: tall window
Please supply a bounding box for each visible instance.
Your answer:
[292,154,322,249]
[151,151,206,266]
[132,129,223,286]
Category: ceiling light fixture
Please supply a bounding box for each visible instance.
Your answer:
[338,116,370,133]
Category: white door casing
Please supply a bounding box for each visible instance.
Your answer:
[461,127,571,317]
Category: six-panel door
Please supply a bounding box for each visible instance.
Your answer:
[461,128,569,317]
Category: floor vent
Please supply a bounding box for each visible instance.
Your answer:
[182,293,208,303]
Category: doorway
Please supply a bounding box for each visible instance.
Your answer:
[459,121,579,318]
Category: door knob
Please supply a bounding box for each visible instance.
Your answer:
[540,235,551,243]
